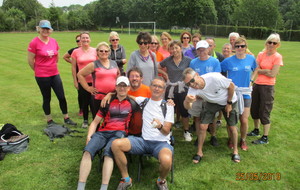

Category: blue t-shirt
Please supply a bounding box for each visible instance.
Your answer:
[221,54,257,99]
[189,56,221,75]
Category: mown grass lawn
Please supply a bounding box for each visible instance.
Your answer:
[0,31,299,190]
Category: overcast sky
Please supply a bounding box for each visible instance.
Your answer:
[0,0,97,8]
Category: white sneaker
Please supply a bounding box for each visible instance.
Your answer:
[81,121,88,128]
[183,131,192,141]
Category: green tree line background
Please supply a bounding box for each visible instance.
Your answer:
[1,0,300,40]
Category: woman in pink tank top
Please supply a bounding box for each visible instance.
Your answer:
[77,42,120,119]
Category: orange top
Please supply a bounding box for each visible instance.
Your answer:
[156,51,164,62]
[128,84,151,98]
[255,51,283,85]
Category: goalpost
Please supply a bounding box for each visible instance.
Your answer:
[128,22,156,35]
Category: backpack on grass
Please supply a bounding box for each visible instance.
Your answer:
[0,123,30,155]
[44,123,83,142]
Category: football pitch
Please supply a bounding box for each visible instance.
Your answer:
[0,31,299,190]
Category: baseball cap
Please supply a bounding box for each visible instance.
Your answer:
[116,76,130,86]
[39,20,53,30]
[196,40,209,49]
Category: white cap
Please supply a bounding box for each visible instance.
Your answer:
[116,76,130,86]
[196,40,209,49]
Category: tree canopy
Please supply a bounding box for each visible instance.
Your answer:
[0,0,299,31]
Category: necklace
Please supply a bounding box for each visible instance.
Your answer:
[139,50,149,61]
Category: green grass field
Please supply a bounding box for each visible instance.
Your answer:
[0,32,299,190]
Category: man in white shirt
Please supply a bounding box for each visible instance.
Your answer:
[183,68,240,163]
[112,77,174,190]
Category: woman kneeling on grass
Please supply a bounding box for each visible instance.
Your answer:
[27,20,76,127]
[248,33,283,144]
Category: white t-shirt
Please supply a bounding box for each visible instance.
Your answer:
[135,97,174,142]
[187,72,237,106]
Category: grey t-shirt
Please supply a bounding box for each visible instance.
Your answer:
[160,55,191,83]
[126,50,158,86]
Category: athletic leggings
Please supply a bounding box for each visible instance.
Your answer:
[35,74,68,115]
[91,97,102,119]
[78,83,92,121]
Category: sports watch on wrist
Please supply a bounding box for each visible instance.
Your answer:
[227,100,233,105]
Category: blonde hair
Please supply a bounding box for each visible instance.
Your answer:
[151,35,161,50]
[266,33,280,45]
[161,32,172,41]
[109,31,119,41]
[234,36,248,46]
[96,42,110,52]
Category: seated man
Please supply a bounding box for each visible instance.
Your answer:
[183,68,240,163]
[77,76,132,190]
[111,77,174,190]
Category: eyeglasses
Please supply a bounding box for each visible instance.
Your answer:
[139,42,148,45]
[98,50,109,53]
[183,37,190,39]
[235,45,246,49]
[111,39,119,42]
[186,76,196,87]
[76,40,80,43]
[193,40,199,43]
[267,41,278,45]
[151,42,158,45]
[151,84,164,89]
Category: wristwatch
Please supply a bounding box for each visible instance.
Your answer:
[227,101,233,105]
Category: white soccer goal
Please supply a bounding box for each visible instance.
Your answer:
[128,22,156,35]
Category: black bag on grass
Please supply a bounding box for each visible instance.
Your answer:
[44,123,83,141]
[0,123,30,155]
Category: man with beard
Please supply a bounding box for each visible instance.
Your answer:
[127,67,151,98]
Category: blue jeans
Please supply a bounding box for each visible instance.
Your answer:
[127,136,173,159]
[84,131,126,160]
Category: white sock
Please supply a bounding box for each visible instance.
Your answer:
[100,184,108,190]
[77,182,86,190]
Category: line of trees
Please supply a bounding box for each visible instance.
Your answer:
[0,0,300,33]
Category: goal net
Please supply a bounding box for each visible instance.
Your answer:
[128,22,156,35]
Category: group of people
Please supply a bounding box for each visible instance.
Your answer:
[27,20,283,190]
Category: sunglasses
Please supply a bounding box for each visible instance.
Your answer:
[111,39,119,42]
[76,40,80,43]
[151,42,158,45]
[267,41,278,45]
[183,37,190,39]
[139,42,148,45]
[235,45,246,49]
[98,50,109,53]
[186,76,196,87]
